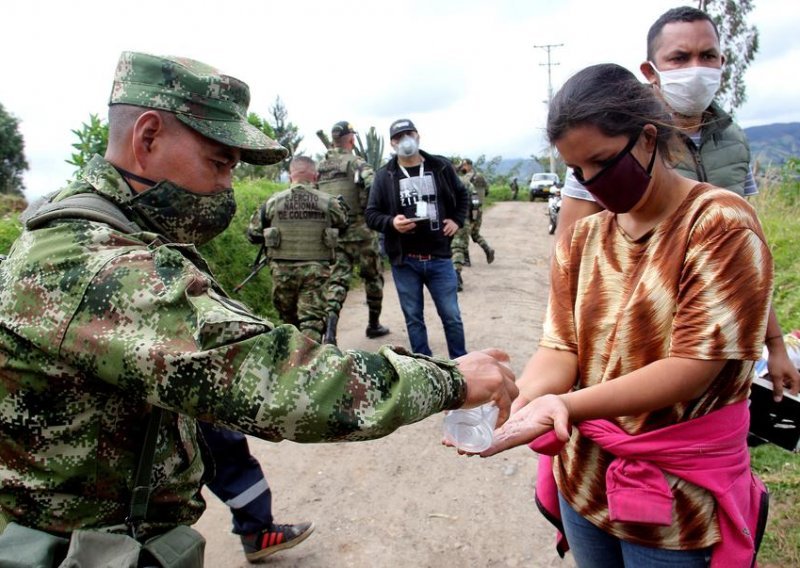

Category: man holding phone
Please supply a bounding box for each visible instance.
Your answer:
[366,119,469,358]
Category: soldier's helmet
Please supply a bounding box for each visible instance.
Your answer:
[109,51,287,165]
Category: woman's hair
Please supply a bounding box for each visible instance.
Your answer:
[547,63,679,164]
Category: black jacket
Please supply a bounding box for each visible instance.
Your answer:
[366,150,469,265]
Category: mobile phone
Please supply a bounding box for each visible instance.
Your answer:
[406,217,429,222]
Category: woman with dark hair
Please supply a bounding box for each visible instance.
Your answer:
[481,64,773,567]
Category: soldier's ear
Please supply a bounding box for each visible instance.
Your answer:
[132,111,166,168]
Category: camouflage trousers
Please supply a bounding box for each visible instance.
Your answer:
[325,235,385,318]
[453,209,492,271]
[451,222,471,271]
[469,208,492,254]
[270,260,331,342]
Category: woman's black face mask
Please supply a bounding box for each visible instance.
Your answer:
[575,132,657,214]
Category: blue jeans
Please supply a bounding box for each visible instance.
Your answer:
[558,493,711,567]
[391,256,466,359]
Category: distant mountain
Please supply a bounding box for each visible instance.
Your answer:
[485,123,798,184]
[744,122,800,167]
[492,158,544,183]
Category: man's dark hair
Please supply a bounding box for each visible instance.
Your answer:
[547,63,678,163]
[647,6,720,61]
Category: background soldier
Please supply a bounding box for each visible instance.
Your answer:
[247,156,348,342]
[509,176,519,200]
[450,167,474,292]
[459,159,495,267]
[0,51,518,564]
[317,121,389,345]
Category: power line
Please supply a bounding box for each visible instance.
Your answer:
[534,43,563,173]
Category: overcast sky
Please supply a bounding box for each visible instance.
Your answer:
[3,0,799,199]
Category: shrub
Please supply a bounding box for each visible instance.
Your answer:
[0,180,286,323]
[199,179,284,321]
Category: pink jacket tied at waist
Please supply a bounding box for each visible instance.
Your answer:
[530,400,768,568]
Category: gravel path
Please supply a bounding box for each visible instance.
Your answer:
[195,200,575,568]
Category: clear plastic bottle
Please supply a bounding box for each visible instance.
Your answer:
[442,403,499,453]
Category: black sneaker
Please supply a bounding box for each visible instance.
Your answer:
[241,522,315,562]
[486,248,495,264]
[456,272,464,292]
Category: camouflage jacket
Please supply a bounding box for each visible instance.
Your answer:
[317,148,375,242]
[0,156,466,536]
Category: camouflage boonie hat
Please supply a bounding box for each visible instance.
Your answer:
[109,51,288,165]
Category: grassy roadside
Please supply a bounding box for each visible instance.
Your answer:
[748,168,800,567]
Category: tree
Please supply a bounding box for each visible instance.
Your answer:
[697,0,759,112]
[67,114,109,173]
[0,102,28,196]
[268,96,303,174]
[355,127,385,171]
[234,112,282,181]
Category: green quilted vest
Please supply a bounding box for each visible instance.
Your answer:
[674,103,751,196]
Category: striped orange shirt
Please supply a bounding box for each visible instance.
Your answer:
[542,184,773,549]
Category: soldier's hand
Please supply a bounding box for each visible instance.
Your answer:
[455,349,518,427]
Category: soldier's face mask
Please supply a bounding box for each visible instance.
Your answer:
[120,169,237,245]
[574,130,657,214]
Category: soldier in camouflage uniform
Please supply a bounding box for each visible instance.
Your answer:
[459,159,495,267]
[510,177,519,200]
[0,52,517,566]
[247,156,348,342]
[451,160,495,292]
[450,170,474,292]
[317,121,389,345]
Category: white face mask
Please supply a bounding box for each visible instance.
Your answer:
[649,62,722,116]
[396,135,419,158]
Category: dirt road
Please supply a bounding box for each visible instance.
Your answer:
[195,201,575,567]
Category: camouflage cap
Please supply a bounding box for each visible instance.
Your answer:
[331,121,356,138]
[109,51,288,165]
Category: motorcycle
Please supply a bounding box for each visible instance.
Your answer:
[547,188,561,235]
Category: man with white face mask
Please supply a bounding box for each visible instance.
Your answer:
[366,119,470,359]
[557,5,800,402]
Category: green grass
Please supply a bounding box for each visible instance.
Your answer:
[0,195,24,255]
[748,172,800,567]
[752,177,800,331]
[485,182,515,205]
[198,178,285,321]
[750,444,800,567]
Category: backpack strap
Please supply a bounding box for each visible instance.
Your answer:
[22,192,160,537]
[24,193,141,234]
[126,407,163,539]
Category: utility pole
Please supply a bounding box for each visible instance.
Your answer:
[534,43,563,173]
